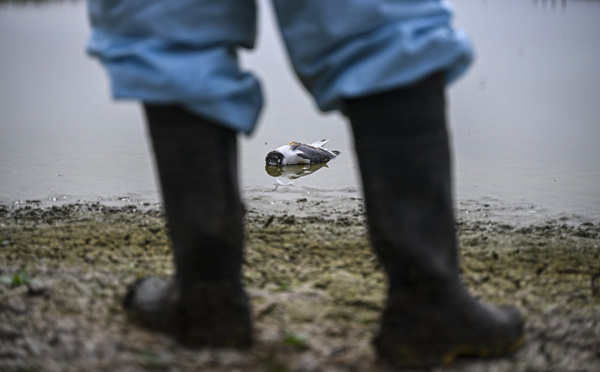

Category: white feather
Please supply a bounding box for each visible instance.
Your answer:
[309,139,330,148]
[274,144,311,165]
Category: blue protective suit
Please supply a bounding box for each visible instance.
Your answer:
[87,0,473,134]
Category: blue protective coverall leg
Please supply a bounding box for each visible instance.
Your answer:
[86,0,473,135]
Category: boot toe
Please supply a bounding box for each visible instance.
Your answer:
[123,277,253,349]
[123,277,178,332]
[375,295,526,367]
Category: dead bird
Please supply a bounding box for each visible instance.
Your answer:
[265,139,340,166]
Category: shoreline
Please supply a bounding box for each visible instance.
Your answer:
[2,186,600,225]
[1,200,599,371]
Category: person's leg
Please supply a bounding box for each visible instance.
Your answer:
[271,0,473,113]
[86,0,262,134]
[273,0,524,366]
[86,0,261,347]
[344,72,524,366]
[123,104,252,348]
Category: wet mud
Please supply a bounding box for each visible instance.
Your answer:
[0,199,599,371]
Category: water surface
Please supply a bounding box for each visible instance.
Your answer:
[1,0,599,222]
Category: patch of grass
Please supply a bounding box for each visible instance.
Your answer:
[0,267,32,287]
[276,282,291,292]
[282,328,309,349]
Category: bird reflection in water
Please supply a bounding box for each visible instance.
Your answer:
[265,162,330,186]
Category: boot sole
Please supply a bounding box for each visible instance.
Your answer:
[376,332,526,368]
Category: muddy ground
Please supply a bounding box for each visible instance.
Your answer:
[0,198,599,372]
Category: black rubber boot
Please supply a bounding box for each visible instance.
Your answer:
[123,104,252,349]
[344,72,525,367]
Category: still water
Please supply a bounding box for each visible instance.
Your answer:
[1,0,599,221]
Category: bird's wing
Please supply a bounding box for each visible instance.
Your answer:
[295,144,332,163]
[309,139,329,148]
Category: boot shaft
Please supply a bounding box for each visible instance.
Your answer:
[344,72,459,290]
[143,104,244,284]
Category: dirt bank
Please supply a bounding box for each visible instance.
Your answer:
[0,199,599,371]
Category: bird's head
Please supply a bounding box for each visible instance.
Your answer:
[265,151,285,166]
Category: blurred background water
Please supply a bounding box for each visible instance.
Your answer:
[1,0,599,222]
